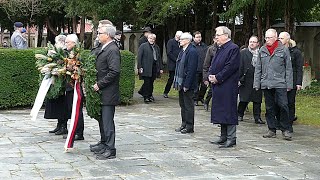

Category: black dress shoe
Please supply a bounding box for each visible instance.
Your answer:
[175,126,185,132]
[74,134,84,141]
[181,128,194,134]
[144,98,152,103]
[150,96,155,101]
[49,125,61,133]
[90,141,102,148]
[209,138,227,145]
[255,118,266,124]
[55,127,68,135]
[163,94,168,98]
[238,116,243,121]
[96,150,116,160]
[219,140,236,148]
[91,144,107,153]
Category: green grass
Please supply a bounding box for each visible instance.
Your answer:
[136,73,320,126]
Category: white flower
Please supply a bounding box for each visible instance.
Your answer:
[47,50,57,56]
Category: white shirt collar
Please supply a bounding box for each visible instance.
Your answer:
[101,40,113,50]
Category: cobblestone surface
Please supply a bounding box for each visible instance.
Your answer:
[0,94,320,179]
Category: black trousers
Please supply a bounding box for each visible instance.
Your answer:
[99,105,116,151]
[264,88,290,132]
[204,84,212,104]
[142,76,155,98]
[193,72,207,101]
[178,90,194,130]
[164,71,175,94]
[238,101,261,120]
[276,89,297,132]
[62,90,84,136]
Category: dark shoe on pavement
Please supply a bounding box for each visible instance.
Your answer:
[150,95,155,102]
[91,143,107,153]
[96,149,116,160]
[55,127,68,135]
[144,98,152,103]
[282,130,292,141]
[238,116,243,121]
[255,118,266,124]
[219,140,236,148]
[263,130,276,138]
[74,134,84,141]
[163,93,168,98]
[180,128,194,134]
[49,124,61,133]
[209,138,227,145]
[203,103,209,111]
[90,141,102,148]
[175,126,185,132]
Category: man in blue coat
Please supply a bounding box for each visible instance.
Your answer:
[208,26,240,148]
[173,32,198,134]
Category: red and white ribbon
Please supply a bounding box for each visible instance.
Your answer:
[64,80,82,151]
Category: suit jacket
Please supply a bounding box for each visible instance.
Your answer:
[166,38,181,71]
[95,41,121,105]
[180,44,198,90]
[239,48,262,103]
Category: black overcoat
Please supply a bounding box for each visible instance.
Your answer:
[239,48,262,103]
[95,41,121,106]
[137,42,162,78]
[166,38,181,71]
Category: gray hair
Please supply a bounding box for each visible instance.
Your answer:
[55,35,66,49]
[175,31,183,37]
[265,28,278,38]
[180,32,193,42]
[279,31,290,39]
[216,26,231,38]
[65,34,79,44]
[100,24,116,38]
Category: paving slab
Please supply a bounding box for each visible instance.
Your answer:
[0,94,320,179]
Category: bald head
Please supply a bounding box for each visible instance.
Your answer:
[279,32,290,47]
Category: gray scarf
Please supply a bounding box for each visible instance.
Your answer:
[248,47,258,67]
[151,44,157,61]
[173,50,186,91]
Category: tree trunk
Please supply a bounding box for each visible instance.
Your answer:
[265,0,271,30]
[256,3,263,44]
[80,16,85,43]
[242,4,254,46]
[37,22,43,47]
[72,16,77,34]
[46,17,59,36]
[285,0,295,37]
[212,0,218,30]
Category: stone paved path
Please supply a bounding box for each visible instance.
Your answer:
[0,94,320,179]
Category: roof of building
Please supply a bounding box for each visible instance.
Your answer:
[272,22,320,28]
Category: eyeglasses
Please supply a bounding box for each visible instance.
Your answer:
[215,33,226,37]
[265,36,275,40]
[249,41,258,43]
[97,32,107,35]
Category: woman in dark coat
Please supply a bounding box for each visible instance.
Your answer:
[137,33,163,102]
[238,36,264,124]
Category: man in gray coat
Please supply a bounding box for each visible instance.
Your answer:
[253,28,293,140]
[11,22,27,49]
[92,24,121,159]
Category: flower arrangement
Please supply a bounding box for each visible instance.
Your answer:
[34,42,84,99]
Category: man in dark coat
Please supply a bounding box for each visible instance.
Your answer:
[278,32,303,132]
[208,26,240,148]
[253,29,293,141]
[173,32,198,134]
[92,24,121,160]
[163,31,182,98]
[137,33,163,102]
[202,39,218,111]
[192,31,208,106]
[138,27,152,47]
[238,36,265,124]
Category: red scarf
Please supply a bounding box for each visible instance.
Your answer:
[266,41,278,55]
